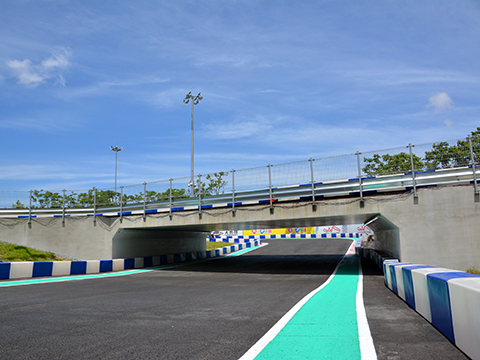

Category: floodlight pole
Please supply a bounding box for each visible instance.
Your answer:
[184,92,203,197]
[110,145,123,198]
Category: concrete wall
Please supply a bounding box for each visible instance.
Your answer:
[1,185,478,269]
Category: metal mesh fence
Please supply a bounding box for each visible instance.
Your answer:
[1,134,478,209]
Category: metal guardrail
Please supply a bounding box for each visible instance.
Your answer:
[1,166,478,220]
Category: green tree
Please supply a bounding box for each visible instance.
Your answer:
[12,200,26,209]
[362,152,424,176]
[195,172,229,196]
[424,127,480,170]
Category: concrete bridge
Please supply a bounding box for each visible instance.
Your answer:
[1,181,478,271]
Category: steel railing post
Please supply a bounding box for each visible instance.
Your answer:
[120,186,124,223]
[468,135,479,202]
[62,189,66,227]
[198,174,202,219]
[143,182,147,222]
[28,190,32,227]
[169,178,173,220]
[408,143,418,203]
[268,164,274,214]
[356,152,364,208]
[309,158,316,211]
[231,169,236,217]
[93,187,97,226]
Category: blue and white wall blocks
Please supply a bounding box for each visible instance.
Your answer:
[356,247,480,360]
[0,240,262,281]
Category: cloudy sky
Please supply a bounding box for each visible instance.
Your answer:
[1,0,479,193]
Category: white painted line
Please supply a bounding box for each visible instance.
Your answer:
[357,258,378,360]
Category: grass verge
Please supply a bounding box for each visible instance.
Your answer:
[206,241,233,250]
[0,241,66,262]
[466,267,480,275]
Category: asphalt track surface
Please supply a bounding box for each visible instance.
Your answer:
[0,239,470,359]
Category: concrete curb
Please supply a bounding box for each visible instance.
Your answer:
[356,246,480,360]
[0,240,262,281]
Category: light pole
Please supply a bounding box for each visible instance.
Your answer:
[110,146,123,198]
[183,91,203,197]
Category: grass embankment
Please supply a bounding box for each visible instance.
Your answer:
[0,241,233,262]
[466,267,480,275]
[0,241,65,262]
[206,241,232,250]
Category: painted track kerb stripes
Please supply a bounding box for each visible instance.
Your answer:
[0,245,265,288]
[239,241,377,360]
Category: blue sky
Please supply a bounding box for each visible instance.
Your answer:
[1,0,479,192]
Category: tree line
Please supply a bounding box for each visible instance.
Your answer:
[12,172,228,209]
[362,128,479,176]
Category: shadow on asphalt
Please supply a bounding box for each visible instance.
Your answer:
[159,254,367,276]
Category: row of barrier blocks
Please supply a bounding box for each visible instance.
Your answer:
[356,247,480,360]
[0,240,262,281]
[213,233,361,241]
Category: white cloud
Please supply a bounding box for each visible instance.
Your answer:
[444,119,453,127]
[6,47,72,87]
[427,92,455,113]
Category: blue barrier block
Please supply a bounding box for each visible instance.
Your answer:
[70,261,87,275]
[389,265,398,294]
[321,234,327,238]
[160,255,168,264]
[281,234,286,238]
[99,260,113,273]
[186,252,193,261]
[427,272,478,343]
[215,249,220,257]
[238,244,243,250]
[124,258,135,270]
[0,262,11,280]
[331,233,337,238]
[222,248,227,254]
[196,252,203,260]
[32,261,53,277]
[144,256,153,267]
[402,265,433,309]
[173,254,181,263]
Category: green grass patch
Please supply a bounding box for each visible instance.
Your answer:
[206,241,232,250]
[0,241,66,262]
[466,267,480,275]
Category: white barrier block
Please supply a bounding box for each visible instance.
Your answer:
[52,261,71,276]
[383,261,398,290]
[394,264,415,301]
[152,256,161,266]
[9,262,34,279]
[134,258,144,269]
[411,267,457,322]
[86,260,100,274]
[112,259,124,271]
[449,277,480,360]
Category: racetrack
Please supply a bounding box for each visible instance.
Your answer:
[0,239,469,359]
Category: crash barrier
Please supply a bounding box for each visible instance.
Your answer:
[210,233,361,243]
[0,240,262,281]
[356,246,480,360]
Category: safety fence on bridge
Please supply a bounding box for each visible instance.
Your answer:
[0,133,478,220]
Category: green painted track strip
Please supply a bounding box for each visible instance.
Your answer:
[240,253,376,360]
[0,244,263,288]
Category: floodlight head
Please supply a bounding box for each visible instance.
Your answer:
[198,95,203,100]
[194,100,199,105]
[183,99,189,104]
